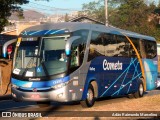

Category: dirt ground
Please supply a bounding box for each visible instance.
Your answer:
[0,59,12,95]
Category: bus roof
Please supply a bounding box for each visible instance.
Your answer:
[20,22,156,41]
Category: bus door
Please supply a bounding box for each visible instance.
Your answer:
[65,36,87,100]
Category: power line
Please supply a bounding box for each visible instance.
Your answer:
[23,5,52,12]
[29,1,80,11]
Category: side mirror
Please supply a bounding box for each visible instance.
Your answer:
[65,36,80,56]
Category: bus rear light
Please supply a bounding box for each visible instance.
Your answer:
[114,85,117,88]
[105,86,108,89]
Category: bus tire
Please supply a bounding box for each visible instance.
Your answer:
[80,84,95,108]
[134,82,144,98]
[36,101,50,108]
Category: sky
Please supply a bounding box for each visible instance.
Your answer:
[21,0,95,15]
[21,0,159,15]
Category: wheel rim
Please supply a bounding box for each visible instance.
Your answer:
[139,84,143,96]
[87,88,94,105]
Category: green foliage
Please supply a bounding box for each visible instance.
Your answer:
[0,0,29,32]
[82,0,105,23]
[82,0,160,41]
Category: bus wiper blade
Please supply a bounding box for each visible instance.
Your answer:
[22,56,37,77]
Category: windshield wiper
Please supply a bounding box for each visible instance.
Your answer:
[22,56,37,77]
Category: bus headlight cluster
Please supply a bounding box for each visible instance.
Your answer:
[12,84,19,89]
[51,81,69,90]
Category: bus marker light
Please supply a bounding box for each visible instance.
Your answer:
[69,90,74,92]
[80,88,83,91]
[73,81,78,86]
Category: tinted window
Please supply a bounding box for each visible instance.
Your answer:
[116,35,130,57]
[144,40,157,59]
[69,35,87,73]
[129,38,140,58]
[88,31,104,61]
[103,34,119,57]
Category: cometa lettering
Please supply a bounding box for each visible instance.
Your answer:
[103,59,123,70]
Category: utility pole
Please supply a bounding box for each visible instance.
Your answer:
[105,0,108,26]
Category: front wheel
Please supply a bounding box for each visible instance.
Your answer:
[134,82,144,98]
[80,84,95,108]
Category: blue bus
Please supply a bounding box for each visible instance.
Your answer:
[11,22,158,107]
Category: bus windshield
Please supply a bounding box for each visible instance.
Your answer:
[13,36,68,78]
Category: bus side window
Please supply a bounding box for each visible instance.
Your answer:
[88,31,104,61]
[144,40,157,59]
[139,40,146,58]
[129,38,140,58]
[70,38,86,72]
[116,35,129,57]
[103,34,119,57]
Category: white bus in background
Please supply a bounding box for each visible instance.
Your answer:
[157,43,160,87]
[157,44,160,61]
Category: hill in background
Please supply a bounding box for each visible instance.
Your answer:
[9,10,46,21]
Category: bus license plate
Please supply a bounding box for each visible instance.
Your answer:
[31,94,40,99]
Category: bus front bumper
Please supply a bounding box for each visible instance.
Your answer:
[11,86,71,102]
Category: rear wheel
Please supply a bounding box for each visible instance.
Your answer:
[134,82,144,98]
[80,84,95,108]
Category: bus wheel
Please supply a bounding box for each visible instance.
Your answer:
[134,82,144,98]
[80,84,95,108]
[36,102,50,108]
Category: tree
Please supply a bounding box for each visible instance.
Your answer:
[81,0,123,23]
[82,0,160,41]
[110,0,160,40]
[0,0,29,33]
[82,0,105,23]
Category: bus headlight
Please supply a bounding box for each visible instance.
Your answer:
[12,84,19,89]
[51,81,69,90]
